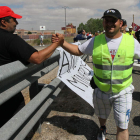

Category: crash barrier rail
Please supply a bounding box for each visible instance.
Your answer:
[0,40,88,140]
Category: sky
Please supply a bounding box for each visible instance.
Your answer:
[0,0,140,31]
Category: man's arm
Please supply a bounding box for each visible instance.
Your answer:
[62,40,83,56]
[28,43,59,64]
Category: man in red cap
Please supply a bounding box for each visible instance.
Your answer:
[0,6,61,127]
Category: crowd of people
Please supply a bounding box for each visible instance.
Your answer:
[1,5,140,140]
[73,30,93,42]
[73,30,105,42]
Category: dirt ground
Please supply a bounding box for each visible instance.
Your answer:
[22,47,98,140]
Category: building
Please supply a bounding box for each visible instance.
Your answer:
[14,29,56,35]
[14,29,65,40]
[61,23,76,34]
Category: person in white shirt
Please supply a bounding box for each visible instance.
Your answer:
[88,32,92,36]
[40,33,45,46]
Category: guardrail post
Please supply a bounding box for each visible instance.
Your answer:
[29,82,46,134]
[86,55,89,61]
[29,81,42,134]
[29,81,39,100]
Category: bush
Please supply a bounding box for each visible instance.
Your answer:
[28,31,32,34]
[33,39,40,45]
[33,39,51,45]
[43,39,51,44]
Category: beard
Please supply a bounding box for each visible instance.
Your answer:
[10,27,16,34]
[105,26,120,37]
[7,26,16,34]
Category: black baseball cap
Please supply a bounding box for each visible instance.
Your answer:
[102,8,122,19]
[122,19,127,26]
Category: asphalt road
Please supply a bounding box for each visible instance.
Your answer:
[29,56,140,140]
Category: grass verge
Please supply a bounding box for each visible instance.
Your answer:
[26,36,74,46]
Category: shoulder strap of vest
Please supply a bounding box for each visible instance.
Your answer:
[122,33,134,51]
[94,34,105,50]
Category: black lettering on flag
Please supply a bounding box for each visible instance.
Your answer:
[70,55,78,70]
[77,61,91,81]
[74,74,89,85]
[67,76,89,92]
[58,51,70,78]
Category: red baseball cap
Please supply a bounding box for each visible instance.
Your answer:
[0,6,22,19]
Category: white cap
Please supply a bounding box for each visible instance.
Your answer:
[129,26,133,28]
[103,30,105,32]
[126,27,129,32]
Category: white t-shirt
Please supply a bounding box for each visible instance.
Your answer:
[72,41,81,45]
[40,35,44,40]
[78,34,140,96]
[78,34,140,60]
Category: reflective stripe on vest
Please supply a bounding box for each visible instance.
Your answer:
[92,34,134,93]
[94,74,131,84]
[93,63,133,70]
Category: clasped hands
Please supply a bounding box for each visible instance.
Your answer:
[51,33,64,46]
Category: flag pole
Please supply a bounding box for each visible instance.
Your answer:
[133,14,134,30]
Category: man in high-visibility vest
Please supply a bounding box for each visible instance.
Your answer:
[129,25,135,36]
[125,27,130,35]
[52,8,140,140]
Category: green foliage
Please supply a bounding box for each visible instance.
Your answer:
[33,39,40,44]
[77,23,85,32]
[77,18,103,34]
[27,37,73,46]
[43,39,51,44]
[33,39,51,45]
[28,31,32,34]
[64,36,74,43]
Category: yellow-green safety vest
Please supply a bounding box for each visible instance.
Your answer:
[129,30,135,36]
[125,32,130,35]
[92,34,134,93]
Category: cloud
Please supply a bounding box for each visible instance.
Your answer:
[0,0,140,30]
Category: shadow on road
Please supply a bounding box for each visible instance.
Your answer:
[132,91,140,102]
[45,115,99,140]
[45,85,95,115]
[133,116,140,128]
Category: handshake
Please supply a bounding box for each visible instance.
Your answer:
[51,33,64,46]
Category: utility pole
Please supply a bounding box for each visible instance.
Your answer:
[62,6,68,35]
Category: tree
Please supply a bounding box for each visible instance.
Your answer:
[77,23,85,33]
[77,18,103,34]
[28,31,32,34]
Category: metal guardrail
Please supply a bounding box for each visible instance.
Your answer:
[0,41,88,140]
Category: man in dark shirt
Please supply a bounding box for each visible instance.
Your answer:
[76,30,92,40]
[0,6,61,127]
[135,30,140,42]
[135,30,140,63]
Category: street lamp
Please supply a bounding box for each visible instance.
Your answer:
[62,6,68,35]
